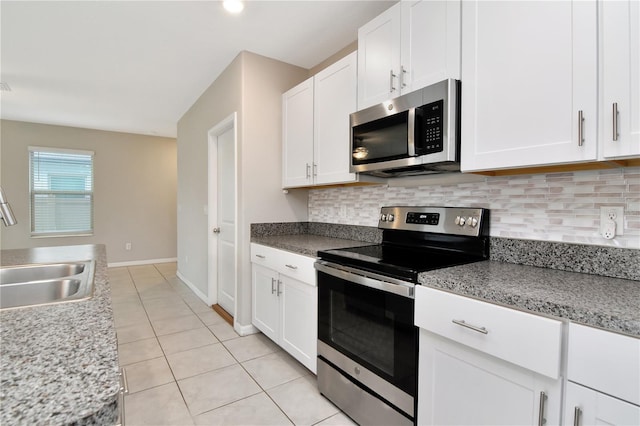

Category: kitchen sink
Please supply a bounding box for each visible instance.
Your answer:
[0,261,95,310]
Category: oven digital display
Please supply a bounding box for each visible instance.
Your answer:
[406,212,439,225]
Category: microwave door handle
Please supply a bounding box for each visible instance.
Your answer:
[408,107,416,156]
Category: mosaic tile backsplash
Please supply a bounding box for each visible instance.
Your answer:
[308,167,640,249]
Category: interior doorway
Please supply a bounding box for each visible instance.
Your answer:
[207,113,238,323]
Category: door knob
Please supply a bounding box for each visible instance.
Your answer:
[212,227,220,234]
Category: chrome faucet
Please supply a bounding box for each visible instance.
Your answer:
[0,186,17,226]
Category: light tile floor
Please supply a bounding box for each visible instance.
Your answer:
[110,262,356,426]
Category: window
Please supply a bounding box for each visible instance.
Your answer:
[29,147,94,236]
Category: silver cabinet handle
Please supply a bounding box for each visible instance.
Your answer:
[255,254,266,259]
[277,279,282,296]
[612,102,619,141]
[573,406,582,426]
[285,264,298,270]
[313,163,317,177]
[306,163,311,179]
[212,227,220,234]
[578,110,584,146]
[116,367,129,426]
[538,391,547,426]
[452,319,488,334]
[390,69,397,93]
[271,278,277,295]
[400,65,407,88]
[120,367,129,395]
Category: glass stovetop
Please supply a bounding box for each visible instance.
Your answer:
[318,243,483,283]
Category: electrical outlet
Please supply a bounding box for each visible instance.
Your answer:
[600,206,624,238]
[125,242,132,251]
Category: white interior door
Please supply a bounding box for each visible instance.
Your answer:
[208,113,237,317]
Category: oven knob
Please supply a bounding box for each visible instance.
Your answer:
[455,216,461,225]
[458,217,466,226]
[354,366,361,375]
[387,214,395,222]
[380,214,387,222]
[470,217,479,228]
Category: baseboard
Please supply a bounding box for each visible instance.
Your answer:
[176,270,211,305]
[108,257,177,267]
[235,322,259,336]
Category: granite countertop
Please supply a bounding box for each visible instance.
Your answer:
[0,244,120,425]
[252,231,639,338]
[418,261,640,338]
[251,234,372,257]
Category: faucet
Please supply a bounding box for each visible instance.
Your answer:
[0,186,17,226]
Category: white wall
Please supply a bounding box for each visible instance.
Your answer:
[176,51,309,327]
[309,167,640,249]
[0,119,177,263]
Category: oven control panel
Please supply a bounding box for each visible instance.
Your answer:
[378,206,487,236]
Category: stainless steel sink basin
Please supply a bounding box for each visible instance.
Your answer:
[0,261,95,310]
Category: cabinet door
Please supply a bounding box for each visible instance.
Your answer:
[282,78,314,188]
[418,330,561,426]
[602,0,640,158]
[279,275,317,373]
[461,1,598,172]
[357,2,401,110]
[251,264,279,342]
[314,52,357,185]
[564,382,640,426]
[400,0,461,94]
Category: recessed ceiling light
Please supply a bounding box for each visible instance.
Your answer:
[223,0,244,14]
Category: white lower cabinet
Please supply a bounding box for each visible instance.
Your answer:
[564,323,640,426]
[250,243,317,373]
[415,286,563,425]
[564,381,640,426]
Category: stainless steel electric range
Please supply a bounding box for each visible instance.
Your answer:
[314,206,490,425]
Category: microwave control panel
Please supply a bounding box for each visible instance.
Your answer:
[417,99,444,154]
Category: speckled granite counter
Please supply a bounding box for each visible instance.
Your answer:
[251,234,372,257]
[418,261,640,338]
[0,244,120,425]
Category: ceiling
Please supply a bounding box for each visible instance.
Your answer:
[0,1,394,138]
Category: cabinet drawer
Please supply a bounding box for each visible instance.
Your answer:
[415,286,563,379]
[250,243,316,285]
[275,250,316,285]
[250,243,283,271]
[568,323,640,406]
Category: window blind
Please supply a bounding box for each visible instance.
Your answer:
[29,147,94,236]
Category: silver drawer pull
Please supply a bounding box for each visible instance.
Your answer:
[578,110,585,146]
[573,406,582,426]
[120,367,129,394]
[538,391,547,426]
[271,278,277,295]
[612,102,619,141]
[255,254,266,259]
[285,264,298,270]
[452,319,488,334]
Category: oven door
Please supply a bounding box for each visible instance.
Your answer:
[315,261,417,420]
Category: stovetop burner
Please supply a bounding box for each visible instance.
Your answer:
[317,206,490,283]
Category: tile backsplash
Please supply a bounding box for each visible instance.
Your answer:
[308,167,640,249]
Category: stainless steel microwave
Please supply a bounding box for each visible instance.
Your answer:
[350,79,460,177]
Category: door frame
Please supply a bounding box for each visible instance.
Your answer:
[207,112,239,317]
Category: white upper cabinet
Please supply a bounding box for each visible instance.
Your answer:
[282,78,314,188]
[357,1,461,110]
[461,1,598,172]
[601,0,640,159]
[282,52,357,188]
[314,52,357,185]
[400,0,461,94]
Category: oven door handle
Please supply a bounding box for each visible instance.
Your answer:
[315,261,415,298]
